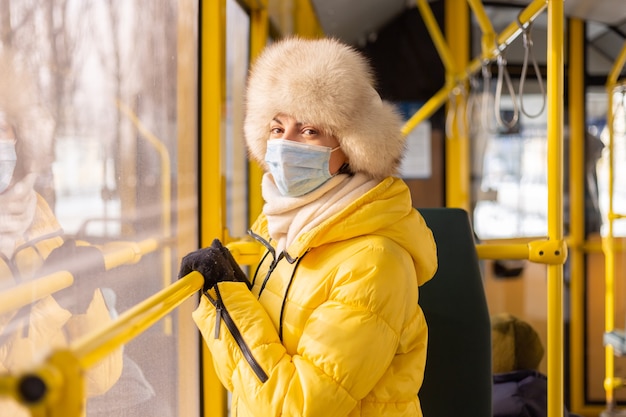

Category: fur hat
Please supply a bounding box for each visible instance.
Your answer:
[491,313,545,374]
[244,37,406,180]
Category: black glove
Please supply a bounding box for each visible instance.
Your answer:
[210,239,248,286]
[178,238,249,292]
[40,239,106,314]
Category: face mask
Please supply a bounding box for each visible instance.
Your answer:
[0,139,17,193]
[265,139,340,197]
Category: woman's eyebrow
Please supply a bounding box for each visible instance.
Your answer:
[272,117,304,129]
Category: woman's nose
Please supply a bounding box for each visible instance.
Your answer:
[281,128,298,142]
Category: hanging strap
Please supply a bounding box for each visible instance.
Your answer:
[494,51,520,130]
[517,17,546,119]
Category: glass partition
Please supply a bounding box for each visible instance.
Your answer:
[0,1,199,415]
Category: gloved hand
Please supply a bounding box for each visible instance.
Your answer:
[40,239,106,314]
[178,238,249,292]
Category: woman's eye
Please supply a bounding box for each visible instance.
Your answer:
[302,128,317,136]
[270,127,282,135]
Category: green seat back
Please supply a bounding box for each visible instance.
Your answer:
[417,208,492,416]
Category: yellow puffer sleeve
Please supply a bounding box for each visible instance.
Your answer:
[64,289,123,396]
[193,240,417,416]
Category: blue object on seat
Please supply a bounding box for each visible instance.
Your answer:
[417,208,492,416]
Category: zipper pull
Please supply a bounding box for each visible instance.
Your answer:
[214,300,222,339]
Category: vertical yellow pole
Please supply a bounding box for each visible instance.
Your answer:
[604,42,626,412]
[248,1,269,226]
[202,0,228,416]
[444,0,469,210]
[177,0,201,415]
[546,1,565,417]
[294,0,324,38]
[567,18,586,416]
[604,79,616,413]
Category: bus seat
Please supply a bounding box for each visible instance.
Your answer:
[417,207,492,416]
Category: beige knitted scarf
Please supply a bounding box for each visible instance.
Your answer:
[262,172,377,254]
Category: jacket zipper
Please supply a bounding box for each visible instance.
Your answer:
[207,288,269,383]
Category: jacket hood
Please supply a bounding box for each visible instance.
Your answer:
[252,177,437,286]
[244,37,406,180]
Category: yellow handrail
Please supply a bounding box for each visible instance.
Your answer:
[73,271,203,369]
[0,271,203,416]
[0,238,159,316]
[476,239,567,265]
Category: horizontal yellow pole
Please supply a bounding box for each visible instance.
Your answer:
[0,271,73,316]
[0,239,161,317]
[225,240,263,265]
[102,239,161,269]
[476,239,567,265]
[476,242,529,259]
[492,0,546,57]
[72,271,203,369]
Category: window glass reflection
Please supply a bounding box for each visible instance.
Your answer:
[0,1,197,416]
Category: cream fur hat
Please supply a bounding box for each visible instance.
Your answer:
[244,37,406,180]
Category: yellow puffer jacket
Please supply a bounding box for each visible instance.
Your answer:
[193,177,437,417]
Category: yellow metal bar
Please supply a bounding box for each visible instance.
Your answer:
[602,45,625,411]
[476,243,530,260]
[484,0,548,60]
[102,239,160,269]
[567,18,586,416]
[226,240,264,265]
[416,0,457,74]
[0,271,72,315]
[402,85,453,135]
[202,1,228,416]
[607,42,626,86]
[249,1,269,227]
[71,271,203,368]
[444,0,470,210]
[476,239,567,264]
[294,0,323,38]
[403,0,547,136]
[466,0,547,74]
[466,0,497,62]
[0,273,202,416]
[0,239,159,316]
[546,1,565,417]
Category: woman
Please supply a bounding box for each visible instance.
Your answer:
[181,37,438,417]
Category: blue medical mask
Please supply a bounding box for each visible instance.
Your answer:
[0,139,17,194]
[265,139,341,197]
